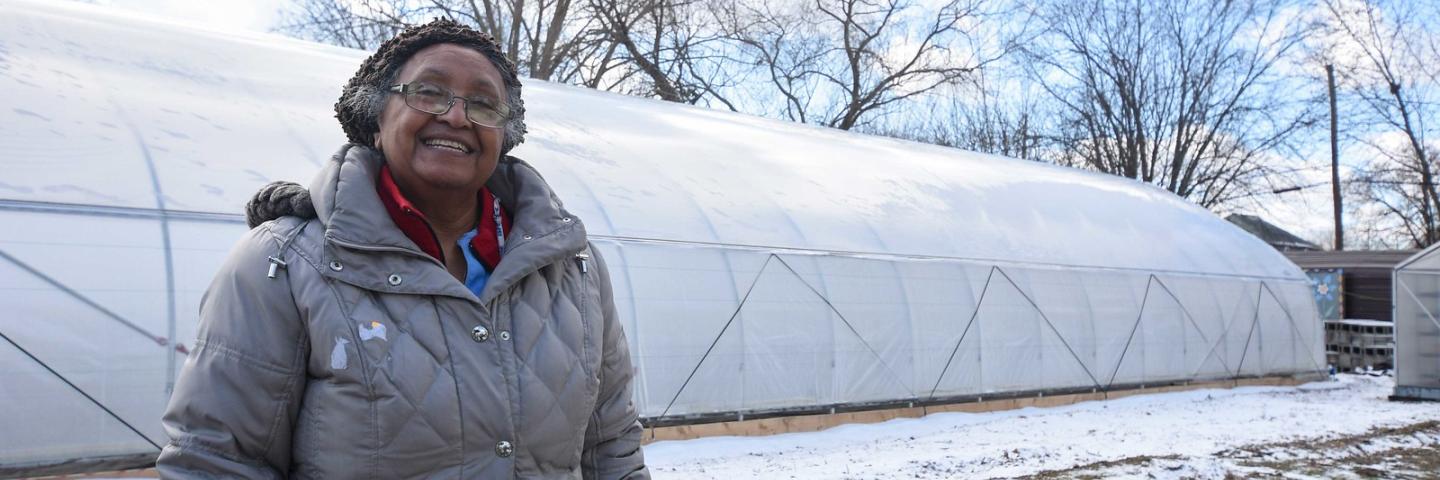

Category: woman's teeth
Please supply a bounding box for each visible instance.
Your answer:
[423,138,470,153]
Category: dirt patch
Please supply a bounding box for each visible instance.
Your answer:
[1027,455,1184,479]
[1024,420,1440,479]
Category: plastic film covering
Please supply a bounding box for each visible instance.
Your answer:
[0,211,170,465]
[0,208,246,474]
[1394,247,1440,398]
[0,0,1324,474]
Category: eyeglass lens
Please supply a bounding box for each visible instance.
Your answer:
[403,83,506,127]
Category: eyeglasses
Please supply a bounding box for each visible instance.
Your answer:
[389,82,510,128]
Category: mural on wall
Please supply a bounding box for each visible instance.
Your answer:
[1307,268,1343,320]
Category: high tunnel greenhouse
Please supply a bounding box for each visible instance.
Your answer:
[0,0,1324,475]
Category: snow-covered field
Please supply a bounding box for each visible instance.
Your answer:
[645,374,1440,479]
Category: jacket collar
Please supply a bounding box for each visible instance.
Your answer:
[480,150,588,303]
[375,163,510,270]
[310,144,587,305]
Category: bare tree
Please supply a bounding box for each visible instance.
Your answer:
[715,0,1001,130]
[460,0,594,81]
[277,0,593,82]
[869,79,1049,161]
[583,0,737,106]
[275,0,411,49]
[278,0,739,106]
[1023,0,1317,209]
[1322,0,1440,247]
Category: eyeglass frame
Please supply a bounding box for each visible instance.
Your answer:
[387,82,511,128]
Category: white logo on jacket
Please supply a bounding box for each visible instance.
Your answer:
[359,320,388,341]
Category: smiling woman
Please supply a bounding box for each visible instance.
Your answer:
[371,43,515,281]
[156,19,649,479]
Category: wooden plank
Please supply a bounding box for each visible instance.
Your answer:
[642,375,1310,444]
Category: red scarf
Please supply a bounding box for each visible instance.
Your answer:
[376,164,511,271]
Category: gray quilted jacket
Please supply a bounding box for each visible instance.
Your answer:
[157,145,648,479]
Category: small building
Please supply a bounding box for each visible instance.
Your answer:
[1285,250,1416,323]
[1392,248,1440,401]
[1226,214,1322,252]
[1286,250,1413,374]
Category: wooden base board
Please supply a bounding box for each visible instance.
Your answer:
[29,470,157,479]
[643,376,1310,443]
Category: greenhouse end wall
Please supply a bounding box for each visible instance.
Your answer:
[1393,248,1440,401]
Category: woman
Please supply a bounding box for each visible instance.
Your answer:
[158,20,648,479]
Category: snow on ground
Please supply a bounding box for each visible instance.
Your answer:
[644,374,1440,479]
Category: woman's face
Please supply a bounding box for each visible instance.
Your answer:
[376,43,507,194]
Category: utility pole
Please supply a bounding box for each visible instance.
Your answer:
[1328,64,1343,251]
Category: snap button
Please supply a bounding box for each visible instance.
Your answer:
[499,331,511,341]
[522,234,533,240]
[471,325,490,342]
[328,261,343,271]
[495,440,513,457]
[387,274,402,286]
[562,217,572,223]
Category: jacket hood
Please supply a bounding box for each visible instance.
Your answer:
[308,144,588,304]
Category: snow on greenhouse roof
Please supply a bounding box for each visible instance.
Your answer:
[0,0,1304,280]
